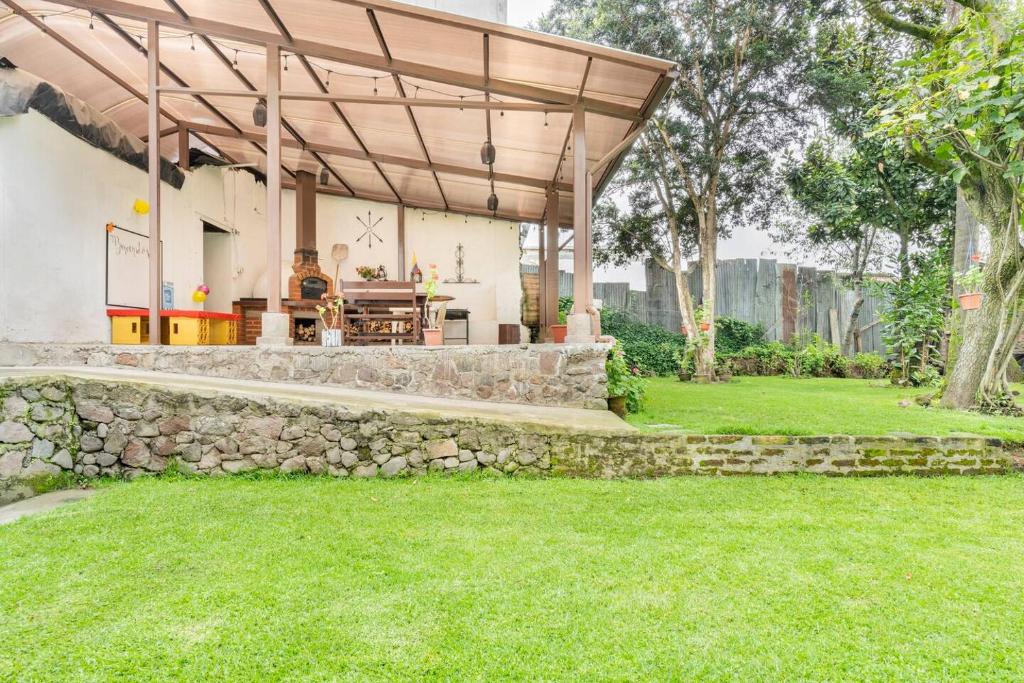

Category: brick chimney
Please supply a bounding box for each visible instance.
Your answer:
[288,170,333,300]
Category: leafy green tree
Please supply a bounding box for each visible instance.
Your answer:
[865,0,1024,410]
[539,0,829,379]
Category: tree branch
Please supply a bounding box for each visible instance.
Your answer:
[859,0,945,42]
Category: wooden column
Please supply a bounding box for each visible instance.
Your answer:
[572,105,592,313]
[177,124,189,171]
[544,189,560,332]
[537,221,547,334]
[266,44,282,313]
[295,170,316,250]
[147,20,161,343]
[397,205,406,279]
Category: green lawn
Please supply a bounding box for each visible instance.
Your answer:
[628,376,1024,441]
[2,476,1024,680]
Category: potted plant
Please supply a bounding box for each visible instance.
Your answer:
[695,304,711,332]
[549,296,572,343]
[316,294,343,347]
[606,342,646,417]
[673,347,694,382]
[422,264,445,346]
[356,265,377,281]
[716,357,734,382]
[954,265,984,311]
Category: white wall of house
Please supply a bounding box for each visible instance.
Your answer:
[0,110,522,344]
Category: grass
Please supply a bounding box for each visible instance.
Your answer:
[628,376,1024,441]
[2,475,1024,681]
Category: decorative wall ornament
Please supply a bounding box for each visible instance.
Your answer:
[444,243,478,283]
[356,211,384,249]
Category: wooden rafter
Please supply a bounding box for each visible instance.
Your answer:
[177,120,572,193]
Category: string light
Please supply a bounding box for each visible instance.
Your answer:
[325,70,331,89]
[283,54,289,71]
[189,33,195,50]
[459,96,464,112]
[88,12,94,30]
[544,111,549,127]
[233,49,239,69]
[373,77,378,96]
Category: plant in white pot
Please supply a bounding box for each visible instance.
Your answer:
[317,294,344,347]
[423,264,446,346]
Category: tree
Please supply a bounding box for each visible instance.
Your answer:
[539,0,827,379]
[865,0,1024,410]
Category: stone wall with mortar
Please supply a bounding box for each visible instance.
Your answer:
[0,375,1014,504]
[0,343,611,410]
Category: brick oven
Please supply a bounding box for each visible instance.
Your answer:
[233,170,336,345]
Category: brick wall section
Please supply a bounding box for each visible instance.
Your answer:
[0,376,1014,504]
[0,342,611,410]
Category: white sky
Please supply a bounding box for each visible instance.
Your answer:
[508,0,553,27]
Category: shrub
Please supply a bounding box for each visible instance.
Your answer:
[850,353,888,379]
[606,342,647,413]
[729,342,794,376]
[601,309,688,376]
[715,317,767,355]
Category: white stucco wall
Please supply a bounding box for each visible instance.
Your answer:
[0,111,523,344]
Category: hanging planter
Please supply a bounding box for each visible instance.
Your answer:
[959,292,983,311]
[699,322,711,332]
[680,324,690,336]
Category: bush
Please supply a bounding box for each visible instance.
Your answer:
[601,310,688,376]
[715,317,767,355]
[729,342,794,376]
[850,353,888,379]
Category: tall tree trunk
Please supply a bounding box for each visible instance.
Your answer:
[898,230,911,282]
[696,209,718,380]
[843,287,865,356]
[941,173,1023,410]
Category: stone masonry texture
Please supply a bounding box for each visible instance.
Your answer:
[0,343,611,410]
[0,375,1014,504]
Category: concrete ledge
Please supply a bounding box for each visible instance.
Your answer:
[0,369,1015,486]
[0,341,612,410]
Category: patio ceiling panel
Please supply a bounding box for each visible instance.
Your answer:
[172,0,278,35]
[272,0,382,57]
[378,164,445,210]
[487,35,588,100]
[436,173,545,222]
[328,100,421,160]
[372,11,483,78]
[318,151,398,199]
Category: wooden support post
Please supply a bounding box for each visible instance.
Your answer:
[147,20,162,343]
[295,170,316,251]
[266,43,282,314]
[177,124,190,171]
[544,189,560,334]
[566,105,595,342]
[538,222,547,336]
[397,205,406,279]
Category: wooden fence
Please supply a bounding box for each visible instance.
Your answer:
[523,259,887,354]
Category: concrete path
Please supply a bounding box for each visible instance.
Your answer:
[0,489,97,526]
[0,366,632,435]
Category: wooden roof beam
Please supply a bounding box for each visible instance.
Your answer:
[179,120,572,193]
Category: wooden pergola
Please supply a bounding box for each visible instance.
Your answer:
[0,0,676,341]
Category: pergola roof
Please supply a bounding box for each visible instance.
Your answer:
[0,0,676,224]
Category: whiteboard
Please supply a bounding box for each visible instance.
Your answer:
[106,227,161,309]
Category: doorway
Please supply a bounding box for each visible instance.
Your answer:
[202,221,232,313]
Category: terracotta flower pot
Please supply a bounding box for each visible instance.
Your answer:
[550,324,568,343]
[959,292,983,311]
[423,328,444,346]
[680,325,690,336]
[699,322,711,332]
[608,395,627,418]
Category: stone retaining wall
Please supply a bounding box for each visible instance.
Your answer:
[0,375,1013,503]
[0,342,611,410]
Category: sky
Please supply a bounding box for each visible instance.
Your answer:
[507,0,554,27]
